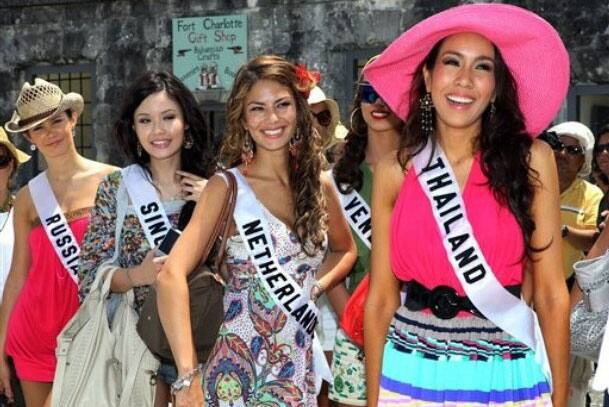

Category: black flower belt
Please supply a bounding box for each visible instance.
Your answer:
[404,280,522,320]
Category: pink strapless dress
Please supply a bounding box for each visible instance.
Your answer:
[6,215,89,382]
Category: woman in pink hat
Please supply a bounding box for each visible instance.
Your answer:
[363,4,570,406]
[0,79,116,406]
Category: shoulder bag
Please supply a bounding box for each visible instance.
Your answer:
[136,170,237,364]
[52,181,159,407]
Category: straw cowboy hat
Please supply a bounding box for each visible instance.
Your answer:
[0,128,30,165]
[364,3,570,136]
[4,78,84,133]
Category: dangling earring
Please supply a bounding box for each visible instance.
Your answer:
[241,131,254,175]
[349,107,361,134]
[29,144,36,152]
[289,128,302,158]
[420,92,434,139]
[137,142,143,157]
[489,102,496,119]
[184,132,194,149]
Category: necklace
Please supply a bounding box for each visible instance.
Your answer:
[151,180,183,202]
[0,195,13,235]
[0,194,13,213]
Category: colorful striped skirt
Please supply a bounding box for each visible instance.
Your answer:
[379,307,552,406]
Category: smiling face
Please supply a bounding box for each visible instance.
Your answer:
[359,90,401,133]
[26,111,78,158]
[133,90,186,161]
[423,32,496,137]
[242,79,297,154]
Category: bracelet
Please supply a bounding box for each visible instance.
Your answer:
[124,268,136,288]
[171,364,204,395]
[311,280,325,302]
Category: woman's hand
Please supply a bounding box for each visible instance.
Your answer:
[130,250,166,286]
[177,171,207,202]
[0,355,13,403]
[174,382,204,407]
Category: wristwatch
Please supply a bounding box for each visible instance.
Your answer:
[171,364,203,395]
[561,224,569,238]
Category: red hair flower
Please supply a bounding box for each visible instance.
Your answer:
[295,64,320,99]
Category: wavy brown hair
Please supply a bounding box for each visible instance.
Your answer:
[399,38,541,259]
[219,55,327,256]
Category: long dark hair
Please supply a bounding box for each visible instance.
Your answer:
[400,39,539,258]
[113,71,215,227]
[332,86,370,193]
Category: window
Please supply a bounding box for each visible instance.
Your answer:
[567,85,609,136]
[342,48,385,120]
[26,65,96,172]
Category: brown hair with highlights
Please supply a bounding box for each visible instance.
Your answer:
[219,55,327,256]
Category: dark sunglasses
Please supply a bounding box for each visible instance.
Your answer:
[358,84,381,104]
[551,142,584,156]
[312,109,332,127]
[0,155,13,169]
[595,143,609,155]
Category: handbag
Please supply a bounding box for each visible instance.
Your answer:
[570,252,609,361]
[339,274,369,348]
[136,170,237,363]
[52,265,159,407]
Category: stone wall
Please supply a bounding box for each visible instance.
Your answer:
[1,0,609,171]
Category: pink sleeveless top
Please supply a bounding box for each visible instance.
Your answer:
[390,154,525,295]
[6,215,89,382]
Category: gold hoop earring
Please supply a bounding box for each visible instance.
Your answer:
[349,107,362,134]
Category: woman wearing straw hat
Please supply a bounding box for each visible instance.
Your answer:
[307,86,347,168]
[0,78,116,406]
[363,4,570,406]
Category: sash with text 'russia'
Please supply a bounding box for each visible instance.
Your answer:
[29,172,80,285]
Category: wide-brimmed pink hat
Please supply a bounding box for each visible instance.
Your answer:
[364,3,570,136]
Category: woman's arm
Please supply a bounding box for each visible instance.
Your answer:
[78,173,160,297]
[0,188,33,400]
[364,153,404,404]
[528,140,570,407]
[156,174,230,405]
[569,197,609,307]
[314,175,357,296]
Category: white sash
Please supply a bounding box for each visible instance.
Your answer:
[28,172,80,285]
[229,168,332,393]
[412,142,552,388]
[122,165,173,248]
[330,173,371,250]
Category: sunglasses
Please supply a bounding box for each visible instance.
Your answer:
[0,155,12,169]
[551,142,584,156]
[312,109,332,127]
[358,84,381,104]
[595,143,609,155]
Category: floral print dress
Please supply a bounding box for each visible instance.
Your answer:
[203,206,326,407]
[78,170,183,313]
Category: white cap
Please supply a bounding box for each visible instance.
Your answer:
[548,121,595,177]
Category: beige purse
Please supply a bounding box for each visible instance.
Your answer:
[52,182,159,406]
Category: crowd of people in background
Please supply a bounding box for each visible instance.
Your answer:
[1,2,609,407]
